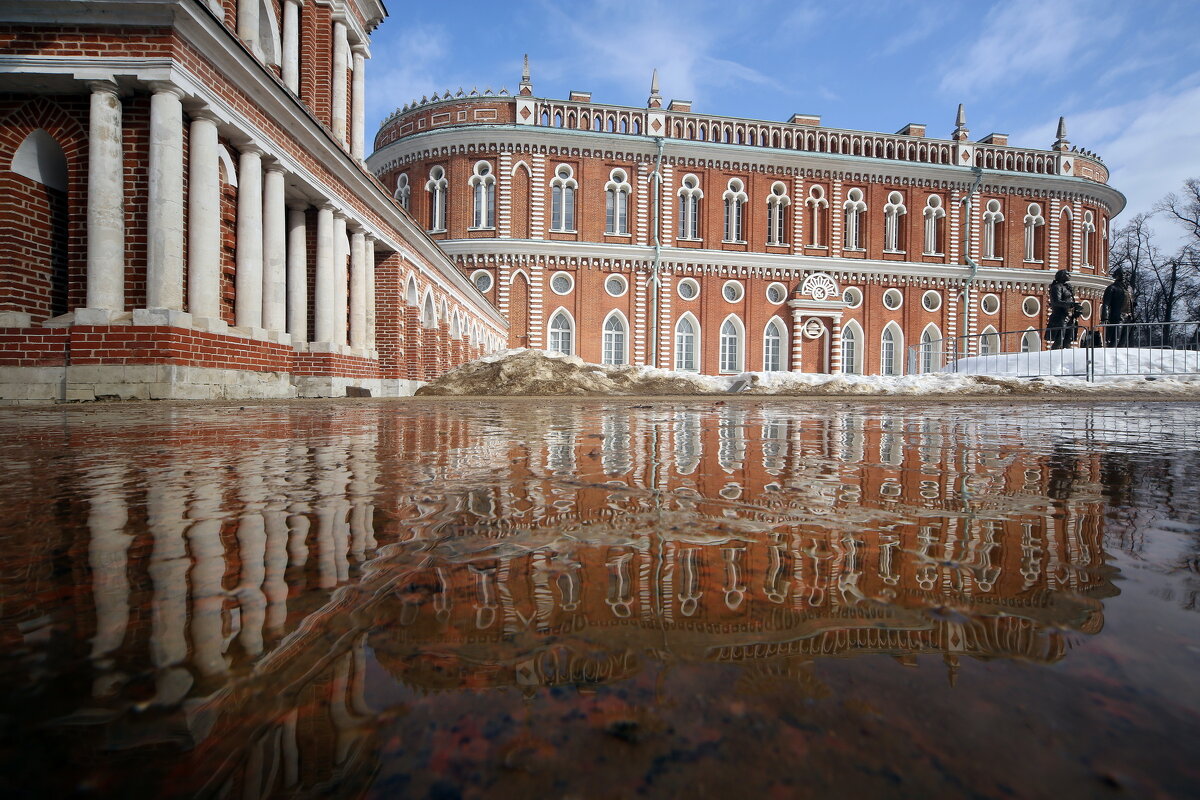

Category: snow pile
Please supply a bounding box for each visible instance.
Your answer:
[414,349,1200,397]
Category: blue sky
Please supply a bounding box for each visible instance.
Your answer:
[365,0,1200,244]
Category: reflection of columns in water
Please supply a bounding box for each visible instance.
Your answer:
[606,549,635,618]
[677,547,703,617]
[347,433,378,562]
[236,457,269,658]
[329,651,359,765]
[838,532,864,603]
[313,444,351,588]
[350,634,371,716]
[763,536,790,604]
[556,563,582,611]
[281,708,300,788]
[433,567,453,622]
[187,470,229,676]
[471,563,498,629]
[790,532,806,610]
[263,461,291,637]
[879,533,901,585]
[87,462,131,661]
[146,465,193,704]
[723,546,747,610]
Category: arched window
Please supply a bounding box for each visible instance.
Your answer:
[1082,210,1095,266]
[1059,207,1074,269]
[919,324,941,373]
[605,168,631,235]
[469,160,495,228]
[394,173,410,210]
[982,198,1004,259]
[806,185,828,246]
[1024,202,1045,261]
[841,321,863,375]
[405,275,419,305]
[719,316,743,373]
[883,191,907,252]
[678,174,703,239]
[1021,329,1041,353]
[548,309,574,355]
[602,312,627,365]
[843,188,867,250]
[980,326,1000,355]
[881,323,902,376]
[422,292,437,328]
[923,194,945,255]
[425,165,447,231]
[550,164,577,231]
[766,182,789,245]
[763,318,786,371]
[675,314,698,371]
[723,178,747,242]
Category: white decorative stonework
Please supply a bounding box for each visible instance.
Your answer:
[800,272,839,301]
[803,318,824,339]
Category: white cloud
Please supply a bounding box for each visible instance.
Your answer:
[364,24,464,132]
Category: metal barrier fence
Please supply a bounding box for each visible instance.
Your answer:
[907,320,1200,381]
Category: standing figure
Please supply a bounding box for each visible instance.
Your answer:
[1101,268,1134,347]
[1047,269,1077,350]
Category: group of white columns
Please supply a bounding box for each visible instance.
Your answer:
[82,79,377,354]
[240,0,368,159]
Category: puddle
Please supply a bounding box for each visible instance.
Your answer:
[0,399,1198,798]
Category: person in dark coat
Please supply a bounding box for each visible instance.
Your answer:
[1101,268,1134,347]
[1047,269,1077,350]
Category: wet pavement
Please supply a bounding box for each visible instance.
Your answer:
[0,398,1198,799]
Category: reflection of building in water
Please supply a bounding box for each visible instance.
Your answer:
[0,405,1121,796]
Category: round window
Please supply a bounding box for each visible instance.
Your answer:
[722,281,744,303]
[922,290,942,312]
[883,289,903,310]
[981,293,1000,315]
[842,287,863,308]
[1022,296,1041,317]
[550,272,574,295]
[471,270,493,293]
[1080,299,1092,320]
[677,278,699,300]
[604,274,627,297]
[766,282,787,304]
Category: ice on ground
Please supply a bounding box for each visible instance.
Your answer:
[414,349,1200,397]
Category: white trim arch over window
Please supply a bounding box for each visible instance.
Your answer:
[470,269,493,293]
[1082,210,1096,265]
[1021,328,1041,353]
[678,174,703,239]
[843,188,867,250]
[918,323,942,374]
[677,277,700,301]
[601,310,628,366]
[674,313,699,371]
[841,319,864,375]
[425,165,447,231]
[605,168,631,235]
[982,198,1004,259]
[1024,202,1045,262]
[394,173,410,210]
[880,322,903,376]
[405,275,419,305]
[550,164,577,231]
[767,182,789,245]
[923,194,945,255]
[421,291,438,328]
[762,317,787,372]
[723,178,748,242]
[547,308,574,355]
[883,191,907,252]
[980,325,1000,355]
[806,185,828,246]
[469,160,495,228]
[719,315,745,373]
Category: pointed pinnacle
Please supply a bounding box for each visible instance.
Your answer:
[522,53,530,82]
[1056,115,1067,140]
[955,103,966,128]
[650,68,660,95]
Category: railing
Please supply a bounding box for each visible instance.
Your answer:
[907,321,1200,381]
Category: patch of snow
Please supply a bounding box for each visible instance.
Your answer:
[946,347,1200,379]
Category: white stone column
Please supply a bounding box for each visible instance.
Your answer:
[87,463,131,661]
[237,0,260,57]
[145,82,186,315]
[262,163,287,335]
[350,44,367,159]
[365,236,376,352]
[83,80,125,321]
[349,228,366,351]
[235,146,264,332]
[334,214,349,346]
[286,204,308,343]
[331,21,349,145]
[314,203,335,344]
[281,0,302,94]
[187,111,224,329]
[146,467,193,706]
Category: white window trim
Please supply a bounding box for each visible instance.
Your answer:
[674,312,700,372]
[721,280,744,303]
[677,277,700,301]
[604,273,628,298]
[762,316,787,372]
[547,308,575,355]
[601,309,630,366]
[549,270,575,296]
[718,314,745,374]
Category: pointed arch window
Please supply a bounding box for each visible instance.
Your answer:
[469,160,495,228]
[982,199,1004,259]
[883,191,907,252]
[1059,208,1074,268]
[548,310,574,355]
[425,165,447,231]
[806,185,828,246]
[605,168,631,235]
[602,312,627,365]
[841,322,862,375]
[1021,329,1041,353]
[980,326,1000,355]
[1082,210,1095,266]
[843,188,867,250]
[394,173,410,210]
[919,325,941,374]
[763,318,786,372]
[1024,202,1045,262]
[923,194,945,255]
[675,315,698,371]
[723,178,747,242]
[422,293,437,328]
[550,164,577,231]
[881,324,901,376]
[719,317,743,373]
[766,182,789,245]
[678,174,703,239]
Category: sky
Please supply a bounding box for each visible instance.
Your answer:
[365,0,1200,248]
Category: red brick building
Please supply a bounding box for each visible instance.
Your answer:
[0,0,507,402]
[370,66,1125,375]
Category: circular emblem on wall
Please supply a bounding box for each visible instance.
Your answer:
[800,272,839,301]
[803,319,825,339]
